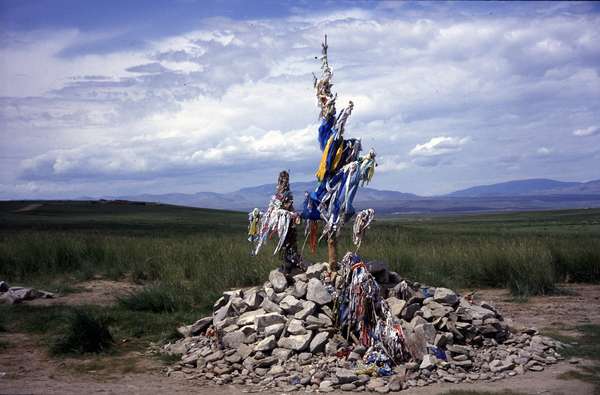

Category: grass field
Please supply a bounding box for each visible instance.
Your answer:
[1,200,599,355]
[2,201,599,304]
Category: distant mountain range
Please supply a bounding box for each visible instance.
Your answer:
[447,178,600,197]
[108,178,600,215]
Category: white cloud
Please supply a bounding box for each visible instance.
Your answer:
[536,146,553,156]
[409,136,470,157]
[1,3,600,197]
[573,126,599,137]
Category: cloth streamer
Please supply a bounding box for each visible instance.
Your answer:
[302,36,377,240]
[336,252,408,365]
[352,208,375,250]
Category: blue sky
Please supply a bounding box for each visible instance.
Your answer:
[1,1,599,198]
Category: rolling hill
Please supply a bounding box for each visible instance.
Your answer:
[106,178,600,214]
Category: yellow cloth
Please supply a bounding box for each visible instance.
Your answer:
[316,135,334,181]
[316,136,344,182]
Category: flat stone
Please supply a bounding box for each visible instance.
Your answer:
[419,354,437,370]
[306,263,328,279]
[205,350,224,363]
[192,316,213,334]
[277,332,313,351]
[291,281,308,298]
[319,380,334,392]
[237,309,266,326]
[309,331,330,353]
[264,323,285,338]
[386,297,406,318]
[213,302,234,325]
[306,313,332,327]
[261,298,284,314]
[403,303,421,321]
[434,287,459,305]
[335,368,358,384]
[255,313,286,330]
[367,377,387,390]
[294,300,316,320]
[306,278,333,305]
[341,383,356,391]
[279,295,303,314]
[272,348,294,361]
[243,289,264,309]
[222,330,247,348]
[254,335,277,352]
[287,318,307,335]
[269,269,288,292]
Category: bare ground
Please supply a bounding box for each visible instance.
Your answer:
[1,282,599,395]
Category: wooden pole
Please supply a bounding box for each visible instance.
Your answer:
[327,234,338,272]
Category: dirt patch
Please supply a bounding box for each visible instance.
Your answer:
[28,280,143,307]
[468,283,600,331]
[1,283,599,395]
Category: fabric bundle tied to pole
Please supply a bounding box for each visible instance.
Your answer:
[336,252,408,364]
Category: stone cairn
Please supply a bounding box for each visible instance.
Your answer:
[162,261,565,393]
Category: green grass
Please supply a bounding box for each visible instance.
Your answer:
[50,309,113,355]
[1,201,599,303]
[0,303,201,355]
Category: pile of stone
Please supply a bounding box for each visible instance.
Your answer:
[0,281,54,305]
[162,262,564,392]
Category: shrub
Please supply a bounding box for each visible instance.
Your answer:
[117,285,190,313]
[51,309,113,355]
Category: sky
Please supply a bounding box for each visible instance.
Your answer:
[1,0,599,199]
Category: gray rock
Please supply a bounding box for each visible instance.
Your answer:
[225,352,242,363]
[386,297,406,318]
[319,380,334,392]
[237,309,266,326]
[261,298,284,314]
[340,383,356,391]
[309,331,330,353]
[272,348,294,361]
[254,335,277,352]
[306,313,333,327]
[287,319,307,335]
[255,312,286,330]
[291,281,308,299]
[189,316,213,336]
[434,287,458,305]
[294,300,316,320]
[306,263,328,279]
[414,323,436,344]
[306,278,333,305]
[269,269,288,292]
[403,303,421,321]
[213,302,234,325]
[264,323,285,338]
[243,288,263,309]
[279,295,303,314]
[335,368,358,384]
[367,377,387,390]
[222,330,247,348]
[456,300,495,321]
[205,350,224,363]
[419,354,437,370]
[277,332,313,351]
